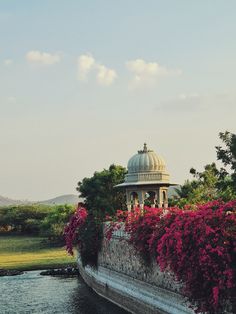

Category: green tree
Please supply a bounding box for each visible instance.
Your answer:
[216,131,236,190]
[171,131,236,207]
[40,204,75,240]
[77,164,126,216]
[172,163,221,207]
[0,204,51,234]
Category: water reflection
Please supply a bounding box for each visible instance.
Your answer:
[0,271,129,314]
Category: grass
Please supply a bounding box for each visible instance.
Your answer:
[0,235,76,271]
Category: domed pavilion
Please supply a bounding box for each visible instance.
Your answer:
[116,143,176,210]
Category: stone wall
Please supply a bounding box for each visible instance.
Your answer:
[98,228,182,294]
[78,225,195,314]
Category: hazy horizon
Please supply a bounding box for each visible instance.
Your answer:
[1,1,236,200]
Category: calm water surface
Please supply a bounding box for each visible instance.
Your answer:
[0,271,129,314]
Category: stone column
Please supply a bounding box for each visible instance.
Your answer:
[138,190,145,209]
[126,190,131,211]
[163,188,168,208]
[157,188,162,208]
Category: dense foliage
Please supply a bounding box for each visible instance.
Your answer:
[172,131,236,207]
[64,205,103,267]
[64,205,88,255]
[77,164,126,216]
[104,201,236,314]
[216,131,236,190]
[40,204,75,240]
[0,204,51,233]
[0,204,75,241]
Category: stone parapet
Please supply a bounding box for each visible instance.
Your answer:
[78,230,196,314]
[98,232,182,294]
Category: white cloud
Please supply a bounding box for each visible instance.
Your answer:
[178,93,200,101]
[126,58,181,88]
[96,64,117,86]
[4,59,13,66]
[77,54,95,81]
[77,53,117,86]
[26,50,61,65]
[7,96,16,103]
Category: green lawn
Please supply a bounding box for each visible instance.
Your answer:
[0,235,76,270]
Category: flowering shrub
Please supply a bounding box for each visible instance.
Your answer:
[148,207,181,258]
[66,201,236,313]
[77,211,103,267]
[156,202,236,313]
[105,201,236,313]
[124,206,163,264]
[64,205,103,267]
[64,205,88,255]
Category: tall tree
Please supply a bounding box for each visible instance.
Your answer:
[216,131,236,190]
[171,131,236,207]
[172,163,221,207]
[77,164,126,216]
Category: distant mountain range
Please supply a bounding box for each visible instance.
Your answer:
[0,194,81,207]
[0,195,27,206]
[36,194,81,206]
[0,187,180,207]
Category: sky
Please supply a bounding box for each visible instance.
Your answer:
[0,1,236,201]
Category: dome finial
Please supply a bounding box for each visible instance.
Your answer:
[138,143,153,154]
[143,143,147,152]
[138,143,152,154]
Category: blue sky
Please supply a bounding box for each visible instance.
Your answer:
[1,1,236,200]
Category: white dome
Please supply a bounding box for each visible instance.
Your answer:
[118,143,170,185]
[127,143,166,173]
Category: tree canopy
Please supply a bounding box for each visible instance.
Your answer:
[171,131,236,207]
[216,131,236,189]
[40,204,75,239]
[76,164,126,216]
[0,204,51,233]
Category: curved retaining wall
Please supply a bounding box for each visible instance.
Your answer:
[78,228,195,314]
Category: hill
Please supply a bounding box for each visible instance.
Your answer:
[0,194,81,207]
[1,189,178,207]
[37,194,80,205]
[0,195,28,207]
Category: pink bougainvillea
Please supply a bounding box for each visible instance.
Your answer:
[124,206,163,263]
[155,202,236,313]
[64,205,88,255]
[104,201,236,313]
[66,200,236,313]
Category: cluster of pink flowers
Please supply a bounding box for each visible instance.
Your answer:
[156,202,236,313]
[105,200,236,313]
[64,205,88,255]
[65,200,235,313]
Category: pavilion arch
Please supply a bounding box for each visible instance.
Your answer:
[144,191,156,207]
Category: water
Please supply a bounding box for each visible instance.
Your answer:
[0,271,129,314]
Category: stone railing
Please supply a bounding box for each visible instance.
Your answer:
[103,222,129,239]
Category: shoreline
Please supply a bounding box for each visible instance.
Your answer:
[0,263,78,276]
